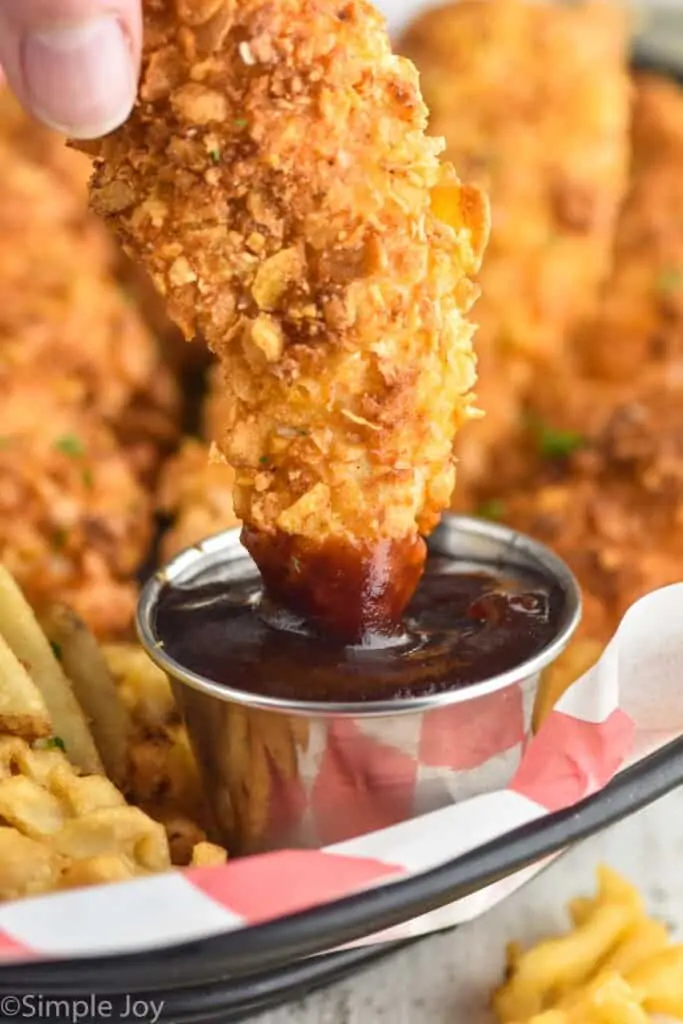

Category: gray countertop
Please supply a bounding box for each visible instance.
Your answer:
[255,790,683,1022]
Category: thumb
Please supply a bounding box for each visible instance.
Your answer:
[0,0,141,139]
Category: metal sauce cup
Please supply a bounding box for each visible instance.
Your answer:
[137,515,581,854]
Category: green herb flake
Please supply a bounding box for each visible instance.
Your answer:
[35,736,66,752]
[55,434,85,458]
[208,147,221,164]
[50,641,63,661]
[536,424,586,460]
[476,499,506,522]
[259,455,270,466]
[657,266,682,295]
[233,117,248,129]
[82,467,94,490]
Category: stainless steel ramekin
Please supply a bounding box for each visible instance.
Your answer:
[137,515,581,854]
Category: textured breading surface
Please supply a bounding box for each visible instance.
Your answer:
[577,75,683,387]
[0,91,181,486]
[78,0,488,639]
[478,74,683,644]
[501,387,683,643]
[401,0,630,497]
[158,438,238,561]
[0,376,152,638]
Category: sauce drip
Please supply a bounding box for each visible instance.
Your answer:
[155,555,563,703]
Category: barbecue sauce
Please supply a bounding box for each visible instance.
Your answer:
[155,554,562,703]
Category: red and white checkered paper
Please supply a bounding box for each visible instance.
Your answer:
[0,583,681,964]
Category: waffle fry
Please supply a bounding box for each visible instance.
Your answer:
[493,867,683,1023]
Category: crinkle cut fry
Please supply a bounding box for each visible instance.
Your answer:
[78,0,488,640]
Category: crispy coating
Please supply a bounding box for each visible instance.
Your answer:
[400,0,630,496]
[78,0,488,639]
[0,375,153,638]
[577,75,683,386]
[158,438,238,562]
[500,386,683,642]
[470,71,683,506]
[0,93,181,485]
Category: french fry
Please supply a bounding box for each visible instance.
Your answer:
[0,566,101,774]
[534,637,604,731]
[627,944,683,1017]
[494,867,643,1021]
[600,918,669,976]
[0,633,51,741]
[42,604,129,787]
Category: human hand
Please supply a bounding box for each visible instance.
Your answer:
[0,0,141,139]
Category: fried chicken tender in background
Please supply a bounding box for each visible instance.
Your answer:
[500,386,683,644]
[158,439,238,561]
[0,113,181,489]
[460,72,683,647]
[577,74,683,387]
[158,362,239,560]
[0,376,152,639]
[400,0,631,502]
[0,85,188,426]
[78,0,488,641]
[470,71,683,508]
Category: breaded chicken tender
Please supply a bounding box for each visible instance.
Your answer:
[158,363,238,560]
[577,74,683,385]
[0,136,180,485]
[401,0,630,498]
[78,0,488,640]
[0,375,152,638]
[158,438,238,561]
[467,71,683,507]
[501,386,683,643]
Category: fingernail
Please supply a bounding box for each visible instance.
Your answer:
[22,16,135,138]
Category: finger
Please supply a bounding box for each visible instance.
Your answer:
[0,0,141,139]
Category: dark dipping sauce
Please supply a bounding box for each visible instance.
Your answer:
[154,554,564,704]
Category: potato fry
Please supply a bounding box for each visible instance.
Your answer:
[493,867,683,1024]
[494,867,643,1022]
[41,604,129,787]
[534,637,604,731]
[0,632,51,741]
[0,566,101,773]
[600,919,669,977]
[628,944,683,1017]
[190,841,228,868]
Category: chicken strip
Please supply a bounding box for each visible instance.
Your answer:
[158,438,238,561]
[0,135,180,485]
[499,385,683,644]
[400,0,630,498]
[77,0,488,641]
[466,71,683,507]
[0,373,152,638]
[577,73,683,385]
